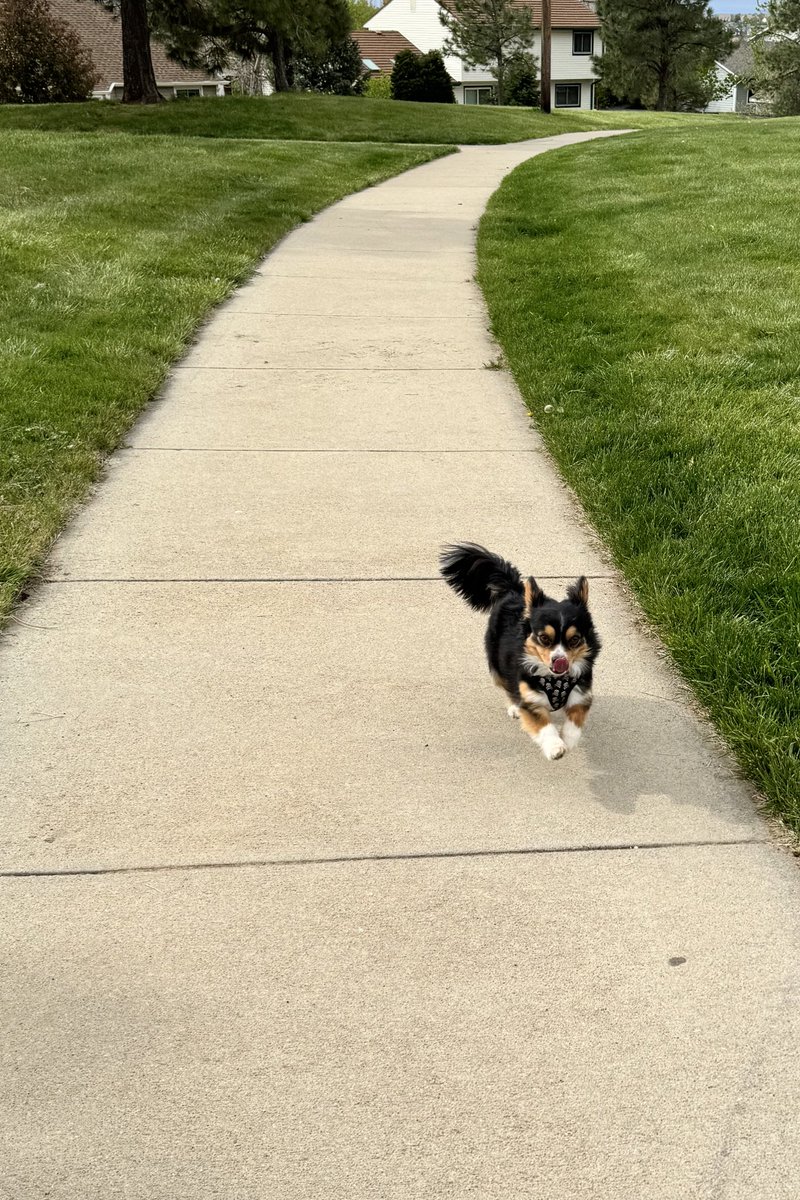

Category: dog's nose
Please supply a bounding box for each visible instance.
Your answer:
[551,654,569,675]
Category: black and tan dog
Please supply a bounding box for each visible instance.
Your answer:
[440,543,601,760]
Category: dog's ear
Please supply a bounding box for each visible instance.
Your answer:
[523,576,545,616]
[566,576,589,606]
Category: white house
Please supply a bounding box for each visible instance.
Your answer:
[704,40,758,114]
[365,0,602,109]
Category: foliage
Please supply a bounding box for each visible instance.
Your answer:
[295,32,365,94]
[439,0,535,105]
[504,51,540,106]
[595,0,733,110]
[755,0,800,114]
[347,0,376,29]
[391,48,455,102]
[97,0,352,92]
[363,72,392,98]
[0,0,97,103]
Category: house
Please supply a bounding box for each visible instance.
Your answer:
[364,0,601,108]
[48,0,226,100]
[353,29,423,77]
[704,40,760,114]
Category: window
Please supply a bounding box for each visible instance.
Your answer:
[572,30,593,55]
[555,83,581,107]
[464,86,494,105]
[176,87,202,99]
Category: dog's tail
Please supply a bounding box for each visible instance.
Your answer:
[439,542,523,612]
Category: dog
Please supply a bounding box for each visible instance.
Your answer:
[439,543,601,760]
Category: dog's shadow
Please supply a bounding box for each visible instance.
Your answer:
[576,693,754,829]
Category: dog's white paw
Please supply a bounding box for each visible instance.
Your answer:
[562,719,583,750]
[507,704,520,719]
[542,737,566,761]
[537,725,566,761]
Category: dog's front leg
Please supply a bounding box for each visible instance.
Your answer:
[518,703,565,761]
[563,690,593,750]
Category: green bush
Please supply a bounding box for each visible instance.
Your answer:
[505,52,540,107]
[294,34,365,96]
[364,73,392,98]
[0,0,97,103]
[391,49,455,103]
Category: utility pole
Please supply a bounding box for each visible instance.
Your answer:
[540,0,551,112]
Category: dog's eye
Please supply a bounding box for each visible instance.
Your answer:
[568,634,583,649]
[538,634,552,648]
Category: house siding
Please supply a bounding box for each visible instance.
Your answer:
[704,64,736,112]
[366,0,466,81]
[366,0,601,104]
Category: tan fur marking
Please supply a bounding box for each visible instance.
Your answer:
[523,575,543,617]
[568,642,589,669]
[519,680,552,724]
[524,635,551,666]
[565,626,578,643]
[519,707,550,737]
[523,577,533,616]
[565,703,591,729]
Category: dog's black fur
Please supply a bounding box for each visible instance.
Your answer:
[440,542,601,756]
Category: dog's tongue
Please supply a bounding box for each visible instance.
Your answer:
[552,655,569,676]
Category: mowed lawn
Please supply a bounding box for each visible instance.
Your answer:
[0,91,733,145]
[0,131,448,618]
[478,120,800,830]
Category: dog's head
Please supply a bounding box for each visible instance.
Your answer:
[521,576,600,678]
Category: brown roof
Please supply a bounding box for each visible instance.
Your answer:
[437,0,600,28]
[48,0,217,90]
[352,29,422,73]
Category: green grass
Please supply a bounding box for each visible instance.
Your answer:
[0,130,448,618]
[0,91,739,144]
[477,119,800,831]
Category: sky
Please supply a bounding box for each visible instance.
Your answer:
[709,0,758,12]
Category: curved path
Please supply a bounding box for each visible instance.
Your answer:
[2,133,799,1198]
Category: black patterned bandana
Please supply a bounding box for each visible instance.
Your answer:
[530,673,578,712]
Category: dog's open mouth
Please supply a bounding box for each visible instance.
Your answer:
[551,655,570,676]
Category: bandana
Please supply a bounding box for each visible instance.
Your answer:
[527,672,578,712]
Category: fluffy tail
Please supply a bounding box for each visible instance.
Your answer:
[439,542,523,612]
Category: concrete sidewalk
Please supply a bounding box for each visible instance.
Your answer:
[2,133,799,1199]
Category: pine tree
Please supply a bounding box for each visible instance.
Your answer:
[294,33,366,95]
[439,0,535,106]
[755,0,800,114]
[596,0,733,111]
[505,50,540,105]
[148,0,352,94]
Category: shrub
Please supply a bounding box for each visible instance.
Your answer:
[364,73,392,98]
[391,49,455,102]
[294,34,365,95]
[0,0,97,103]
[504,52,540,106]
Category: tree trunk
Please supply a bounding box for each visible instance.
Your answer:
[268,30,293,92]
[496,49,505,105]
[540,0,551,113]
[120,0,163,104]
[655,64,669,110]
